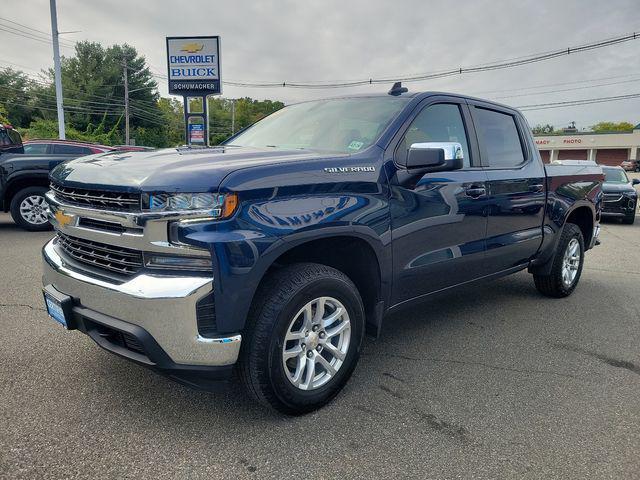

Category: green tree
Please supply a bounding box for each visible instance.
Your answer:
[157,97,184,146]
[590,121,635,132]
[0,68,39,127]
[207,97,284,144]
[532,123,555,135]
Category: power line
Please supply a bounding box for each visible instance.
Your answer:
[516,92,640,111]
[161,31,638,89]
[0,16,76,47]
[470,72,640,96]
[0,25,75,50]
[492,77,640,100]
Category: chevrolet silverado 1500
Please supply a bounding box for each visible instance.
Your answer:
[42,87,603,414]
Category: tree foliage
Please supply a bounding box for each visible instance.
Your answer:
[0,42,284,148]
[590,121,635,132]
[531,124,555,135]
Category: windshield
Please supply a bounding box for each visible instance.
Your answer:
[228,97,410,154]
[603,168,629,183]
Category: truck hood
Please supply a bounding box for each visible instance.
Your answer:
[50,146,334,192]
[602,182,636,194]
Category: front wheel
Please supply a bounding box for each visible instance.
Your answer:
[10,186,52,231]
[533,223,585,298]
[239,263,365,415]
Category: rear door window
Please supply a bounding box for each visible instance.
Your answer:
[52,144,93,155]
[24,144,49,154]
[474,107,526,168]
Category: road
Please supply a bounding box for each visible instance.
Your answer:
[1,212,639,479]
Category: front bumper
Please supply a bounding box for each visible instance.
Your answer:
[42,239,241,376]
[601,195,637,217]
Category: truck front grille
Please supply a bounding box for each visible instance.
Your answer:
[50,183,140,211]
[603,193,623,203]
[56,232,143,276]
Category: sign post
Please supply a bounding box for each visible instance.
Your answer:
[166,36,221,146]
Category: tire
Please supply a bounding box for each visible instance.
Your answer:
[239,263,365,415]
[10,186,52,231]
[533,223,585,298]
[622,213,635,225]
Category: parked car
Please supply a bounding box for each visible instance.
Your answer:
[620,160,638,172]
[0,129,88,230]
[42,87,603,414]
[112,145,155,152]
[23,139,113,156]
[0,123,24,154]
[601,166,639,224]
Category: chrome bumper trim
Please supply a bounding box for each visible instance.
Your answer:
[590,224,601,248]
[42,239,241,366]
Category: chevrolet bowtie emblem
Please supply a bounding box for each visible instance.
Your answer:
[180,43,204,53]
[54,210,74,227]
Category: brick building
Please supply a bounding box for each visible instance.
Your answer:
[534,123,640,166]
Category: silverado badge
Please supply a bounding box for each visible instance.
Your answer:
[324,166,376,173]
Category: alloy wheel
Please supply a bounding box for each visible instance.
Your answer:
[19,195,48,225]
[282,296,351,391]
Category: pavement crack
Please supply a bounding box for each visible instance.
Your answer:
[599,227,640,248]
[369,352,579,379]
[413,409,470,444]
[552,342,640,376]
[584,267,640,276]
[378,384,406,399]
[0,302,45,312]
[382,371,408,384]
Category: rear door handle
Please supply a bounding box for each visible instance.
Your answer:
[465,186,486,198]
[529,184,544,192]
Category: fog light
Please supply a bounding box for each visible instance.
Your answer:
[144,254,212,270]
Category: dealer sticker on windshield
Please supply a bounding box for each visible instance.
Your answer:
[347,141,365,151]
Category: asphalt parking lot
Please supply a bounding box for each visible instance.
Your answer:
[1,210,639,479]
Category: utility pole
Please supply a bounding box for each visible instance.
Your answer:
[49,0,65,139]
[123,58,130,145]
[231,98,235,135]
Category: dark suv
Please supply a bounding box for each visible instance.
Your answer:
[0,124,24,154]
[601,166,639,224]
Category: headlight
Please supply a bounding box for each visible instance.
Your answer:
[144,192,238,219]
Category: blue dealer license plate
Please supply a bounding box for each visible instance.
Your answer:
[44,292,68,328]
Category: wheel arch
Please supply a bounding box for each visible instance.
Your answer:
[229,230,389,338]
[4,174,50,212]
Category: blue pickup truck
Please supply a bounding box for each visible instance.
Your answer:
[42,86,602,414]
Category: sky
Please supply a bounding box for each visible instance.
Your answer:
[1,0,639,130]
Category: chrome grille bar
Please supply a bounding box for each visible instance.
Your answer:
[56,232,143,276]
[50,183,140,211]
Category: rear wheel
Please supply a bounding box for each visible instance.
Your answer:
[10,186,52,231]
[239,263,365,415]
[533,223,584,298]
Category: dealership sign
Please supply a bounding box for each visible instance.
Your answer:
[166,36,221,95]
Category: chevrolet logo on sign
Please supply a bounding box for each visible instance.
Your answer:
[54,210,75,228]
[180,43,204,53]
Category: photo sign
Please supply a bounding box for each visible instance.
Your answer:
[166,36,221,95]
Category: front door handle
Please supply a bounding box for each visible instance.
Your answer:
[529,184,544,192]
[465,186,486,198]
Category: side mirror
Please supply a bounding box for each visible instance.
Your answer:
[632,178,640,186]
[405,142,464,173]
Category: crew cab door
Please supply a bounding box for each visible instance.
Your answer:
[388,98,489,305]
[468,101,546,272]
